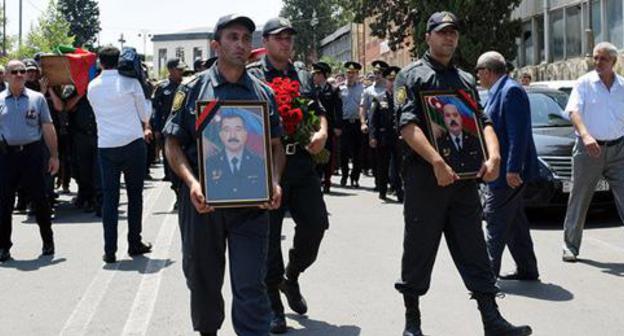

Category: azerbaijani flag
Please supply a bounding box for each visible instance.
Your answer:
[54,45,97,96]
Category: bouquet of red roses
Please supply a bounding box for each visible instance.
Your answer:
[269,77,329,163]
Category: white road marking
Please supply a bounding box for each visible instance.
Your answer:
[120,212,177,336]
[58,185,165,336]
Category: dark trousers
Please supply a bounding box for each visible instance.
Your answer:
[395,162,497,298]
[267,153,328,312]
[74,132,101,206]
[375,140,403,198]
[0,141,53,250]
[340,122,362,182]
[178,183,271,335]
[484,184,538,276]
[98,138,146,255]
[57,133,72,189]
[316,134,335,190]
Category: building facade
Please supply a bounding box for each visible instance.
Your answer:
[515,0,624,80]
[151,28,264,78]
[320,24,361,65]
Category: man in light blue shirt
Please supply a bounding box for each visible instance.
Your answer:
[0,59,59,262]
[338,61,365,187]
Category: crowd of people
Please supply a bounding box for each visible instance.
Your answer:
[1,8,624,336]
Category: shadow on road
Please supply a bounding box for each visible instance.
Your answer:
[498,281,573,301]
[285,314,361,336]
[103,255,175,274]
[577,259,624,277]
[0,255,67,271]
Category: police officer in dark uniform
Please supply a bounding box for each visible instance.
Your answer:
[152,58,186,183]
[66,85,101,214]
[393,12,532,336]
[0,60,59,262]
[163,14,285,336]
[247,17,330,333]
[369,66,403,201]
[338,61,365,187]
[312,61,342,193]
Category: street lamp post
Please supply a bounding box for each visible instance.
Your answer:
[118,33,126,49]
[138,30,152,56]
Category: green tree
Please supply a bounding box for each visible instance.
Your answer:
[58,0,100,48]
[19,0,74,57]
[280,0,355,64]
[355,0,522,69]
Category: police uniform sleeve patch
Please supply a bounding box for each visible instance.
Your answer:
[172,90,186,113]
[396,86,408,105]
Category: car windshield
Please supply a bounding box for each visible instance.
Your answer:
[528,91,572,127]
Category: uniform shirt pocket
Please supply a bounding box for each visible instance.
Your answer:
[25,108,40,127]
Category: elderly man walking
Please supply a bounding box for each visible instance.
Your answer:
[562,42,624,262]
[476,51,540,280]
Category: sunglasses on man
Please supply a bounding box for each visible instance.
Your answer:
[10,69,26,75]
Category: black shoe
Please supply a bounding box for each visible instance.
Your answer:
[323,185,330,194]
[498,271,539,281]
[102,253,116,263]
[350,180,359,188]
[270,314,288,334]
[0,249,11,262]
[473,293,533,336]
[128,242,152,256]
[42,241,55,256]
[200,332,217,336]
[379,193,387,201]
[279,279,308,315]
[397,193,404,203]
[340,176,347,187]
[95,207,102,217]
[403,295,423,336]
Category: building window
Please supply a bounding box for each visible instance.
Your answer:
[586,0,604,43]
[175,47,185,61]
[522,20,534,66]
[158,48,167,72]
[607,0,623,48]
[550,9,565,61]
[193,47,202,61]
[566,5,582,58]
[537,15,545,63]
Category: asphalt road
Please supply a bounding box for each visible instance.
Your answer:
[1,166,623,336]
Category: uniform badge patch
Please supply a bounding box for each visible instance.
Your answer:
[396,86,408,105]
[172,91,186,113]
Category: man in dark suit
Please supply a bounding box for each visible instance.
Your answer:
[477,51,539,281]
[206,111,268,201]
[436,103,483,175]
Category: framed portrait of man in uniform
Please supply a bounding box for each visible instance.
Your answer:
[419,90,487,179]
[196,100,273,208]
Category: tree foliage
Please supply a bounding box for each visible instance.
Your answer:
[280,0,356,64]
[20,0,74,57]
[58,0,101,47]
[355,0,523,69]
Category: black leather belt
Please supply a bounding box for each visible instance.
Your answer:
[344,118,359,124]
[596,136,624,147]
[7,141,39,152]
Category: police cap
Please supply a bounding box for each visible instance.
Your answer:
[371,60,389,72]
[343,61,362,72]
[262,17,297,36]
[383,66,401,79]
[215,14,256,34]
[167,58,188,70]
[23,58,39,71]
[426,11,460,33]
[311,62,331,76]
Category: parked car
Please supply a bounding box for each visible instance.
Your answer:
[530,80,576,95]
[478,86,613,209]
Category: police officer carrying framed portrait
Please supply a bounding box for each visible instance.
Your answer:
[0,60,59,262]
[393,12,532,336]
[247,17,330,334]
[163,14,285,336]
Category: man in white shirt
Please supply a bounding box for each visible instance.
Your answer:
[562,42,624,262]
[87,46,153,263]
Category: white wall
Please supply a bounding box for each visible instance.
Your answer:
[152,39,211,77]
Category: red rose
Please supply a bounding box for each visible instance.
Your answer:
[291,108,303,123]
[278,104,291,116]
[276,94,292,106]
